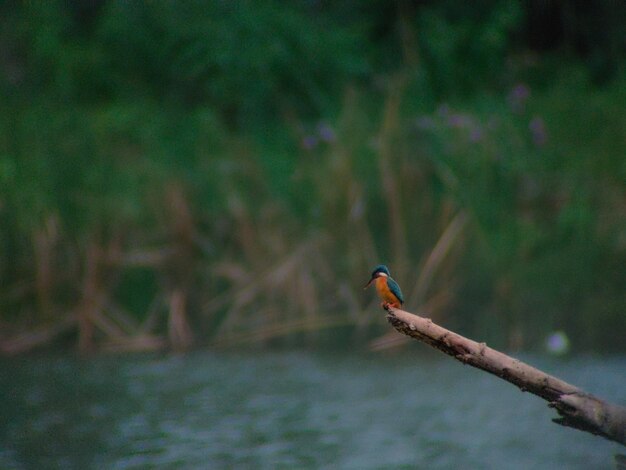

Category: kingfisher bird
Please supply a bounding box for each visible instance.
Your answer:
[364,264,404,309]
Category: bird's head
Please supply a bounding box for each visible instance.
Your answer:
[364,264,390,289]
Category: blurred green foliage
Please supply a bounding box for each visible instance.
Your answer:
[0,1,624,353]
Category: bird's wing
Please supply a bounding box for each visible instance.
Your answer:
[387,277,404,304]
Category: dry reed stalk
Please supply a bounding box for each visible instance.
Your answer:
[0,316,76,355]
[352,199,381,265]
[337,282,363,323]
[78,242,101,353]
[103,302,140,335]
[397,1,419,68]
[76,238,129,352]
[228,194,263,269]
[377,74,409,277]
[167,184,195,248]
[33,215,59,315]
[298,267,320,343]
[409,210,468,306]
[88,307,127,339]
[369,330,408,351]
[101,334,167,353]
[139,293,165,334]
[159,184,197,351]
[116,248,174,267]
[167,288,193,351]
[213,236,323,338]
[1,280,31,306]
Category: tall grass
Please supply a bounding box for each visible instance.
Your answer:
[1,2,625,354]
[2,67,625,354]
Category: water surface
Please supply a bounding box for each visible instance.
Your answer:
[1,350,624,469]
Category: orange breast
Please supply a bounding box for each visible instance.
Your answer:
[375,276,399,304]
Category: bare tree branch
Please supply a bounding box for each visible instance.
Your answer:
[386,306,626,447]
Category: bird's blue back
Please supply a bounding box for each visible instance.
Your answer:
[387,277,404,304]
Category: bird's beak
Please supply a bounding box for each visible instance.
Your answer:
[364,277,374,289]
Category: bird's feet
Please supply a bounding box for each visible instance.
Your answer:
[381,301,400,310]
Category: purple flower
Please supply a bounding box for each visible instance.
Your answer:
[508,83,530,113]
[447,113,472,129]
[529,116,547,147]
[469,127,483,143]
[317,122,336,143]
[302,135,318,150]
[437,103,450,118]
[415,115,435,131]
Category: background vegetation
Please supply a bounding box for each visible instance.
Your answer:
[1,0,625,354]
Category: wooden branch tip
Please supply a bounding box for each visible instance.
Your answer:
[385,306,626,447]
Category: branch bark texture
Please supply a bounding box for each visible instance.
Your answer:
[386,307,626,446]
